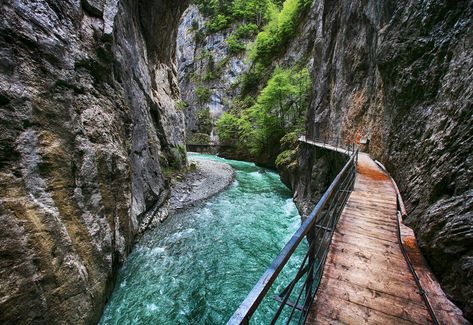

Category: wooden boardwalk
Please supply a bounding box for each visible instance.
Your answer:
[307,152,434,324]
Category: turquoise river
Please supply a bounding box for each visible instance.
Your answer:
[99,154,305,324]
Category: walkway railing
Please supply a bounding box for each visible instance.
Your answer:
[299,135,357,156]
[228,139,358,324]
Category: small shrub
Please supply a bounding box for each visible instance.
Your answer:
[206,14,230,33]
[189,162,197,171]
[234,23,259,39]
[280,131,299,150]
[195,30,206,44]
[215,112,240,144]
[196,86,211,103]
[169,144,187,169]
[187,132,211,145]
[176,99,188,111]
[226,35,246,54]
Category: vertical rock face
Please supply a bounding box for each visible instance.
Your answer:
[177,5,248,140]
[299,0,472,319]
[0,0,188,324]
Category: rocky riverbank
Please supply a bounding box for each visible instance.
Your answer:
[169,157,235,213]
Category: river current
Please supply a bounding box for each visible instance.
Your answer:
[99,154,303,324]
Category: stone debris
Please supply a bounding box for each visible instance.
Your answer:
[169,158,235,213]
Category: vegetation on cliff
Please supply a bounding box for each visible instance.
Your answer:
[207,0,312,166]
[216,67,310,162]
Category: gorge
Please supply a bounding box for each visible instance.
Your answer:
[0,0,472,324]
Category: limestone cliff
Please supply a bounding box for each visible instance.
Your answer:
[296,0,472,319]
[177,5,249,143]
[0,0,188,323]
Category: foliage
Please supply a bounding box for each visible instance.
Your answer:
[169,144,187,169]
[240,62,266,94]
[195,29,206,44]
[197,108,213,134]
[234,23,259,38]
[191,19,199,31]
[176,99,188,111]
[196,86,212,103]
[275,148,297,168]
[249,0,308,66]
[187,132,211,145]
[206,14,230,33]
[225,23,259,54]
[216,67,311,158]
[215,112,240,144]
[279,131,299,150]
[226,35,246,54]
[194,0,278,27]
[203,70,219,81]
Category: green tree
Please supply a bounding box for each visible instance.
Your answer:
[215,112,240,144]
[197,108,213,134]
[216,67,311,158]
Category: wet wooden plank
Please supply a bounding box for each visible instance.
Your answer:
[328,245,410,273]
[312,294,427,325]
[298,141,467,325]
[306,152,433,324]
[315,276,432,324]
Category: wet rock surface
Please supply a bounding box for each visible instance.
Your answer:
[169,158,235,213]
[0,0,188,324]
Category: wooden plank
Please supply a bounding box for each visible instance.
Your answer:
[334,226,399,246]
[344,202,397,214]
[347,197,395,208]
[340,212,397,229]
[345,201,396,213]
[338,213,398,231]
[313,294,426,325]
[331,232,401,256]
[336,220,398,241]
[342,209,396,223]
[322,260,420,296]
[329,245,409,271]
[307,312,348,325]
[306,150,450,325]
[316,276,432,324]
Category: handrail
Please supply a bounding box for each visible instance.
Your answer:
[374,161,439,325]
[228,138,358,324]
[299,135,357,157]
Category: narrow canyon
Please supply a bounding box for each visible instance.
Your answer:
[0,0,471,324]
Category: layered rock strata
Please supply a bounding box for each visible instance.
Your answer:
[0,0,188,323]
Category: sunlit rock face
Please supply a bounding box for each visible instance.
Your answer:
[296,0,472,319]
[0,0,188,323]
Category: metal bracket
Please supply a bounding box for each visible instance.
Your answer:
[273,295,304,311]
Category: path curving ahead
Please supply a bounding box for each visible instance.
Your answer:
[307,152,433,324]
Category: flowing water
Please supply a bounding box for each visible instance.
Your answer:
[99,154,305,324]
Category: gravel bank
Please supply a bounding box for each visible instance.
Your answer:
[169,158,235,213]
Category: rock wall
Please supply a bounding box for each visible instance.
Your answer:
[177,5,248,140]
[299,0,472,319]
[0,0,188,324]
